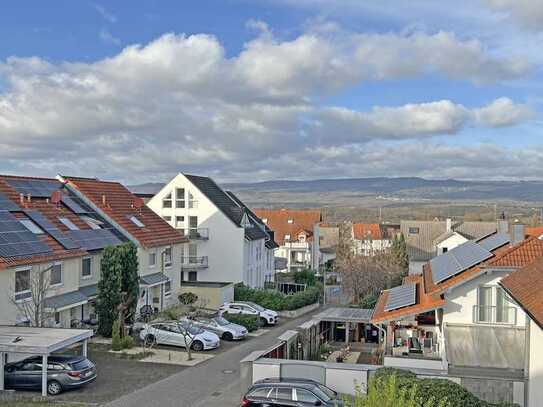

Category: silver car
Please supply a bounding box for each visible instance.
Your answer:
[182,316,248,340]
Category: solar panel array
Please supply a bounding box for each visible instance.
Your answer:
[67,229,122,251]
[477,233,510,252]
[0,192,18,211]
[0,211,51,258]
[431,240,494,285]
[24,210,80,250]
[61,195,90,214]
[384,283,417,312]
[6,179,60,198]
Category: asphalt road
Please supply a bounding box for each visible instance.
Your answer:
[105,308,323,407]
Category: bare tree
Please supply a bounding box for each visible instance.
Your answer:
[10,265,54,327]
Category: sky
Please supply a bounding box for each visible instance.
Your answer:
[0,0,542,184]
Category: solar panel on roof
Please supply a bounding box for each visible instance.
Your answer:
[24,210,80,250]
[67,229,122,251]
[61,196,89,214]
[6,179,60,198]
[431,240,493,285]
[0,211,51,258]
[0,192,19,212]
[477,233,510,252]
[384,283,416,312]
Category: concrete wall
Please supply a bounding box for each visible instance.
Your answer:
[528,319,543,407]
[443,270,526,328]
[384,356,445,371]
[178,284,234,310]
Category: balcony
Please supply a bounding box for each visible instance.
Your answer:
[284,241,310,249]
[180,227,209,240]
[181,256,209,269]
[473,305,517,325]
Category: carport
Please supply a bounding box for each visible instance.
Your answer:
[0,326,93,396]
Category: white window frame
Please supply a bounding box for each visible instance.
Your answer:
[129,215,145,228]
[285,234,291,241]
[164,280,172,297]
[50,262,63,287]
[175,188,185,208]
[14,268,31,301]
[58,217,79,230]
[81,257,93,279]
[163,247,172,268]
[287,219,294,224]
[149,252,156,268]
[162,192,173,209]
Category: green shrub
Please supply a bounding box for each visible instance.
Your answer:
[293,269,316,286]
[234,284,321,311]
[111,319,122,351]
[178,292,198,305]
[223,314,260,332]
[120,336,135,349]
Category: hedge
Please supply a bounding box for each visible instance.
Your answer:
[223,314,260,332]
[234,284,321,311]
[373,368,519,407]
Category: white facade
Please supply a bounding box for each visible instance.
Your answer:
[528,320,543,407]
[147,174,271,287]
[436,232,469,255]
[354,238,392,256]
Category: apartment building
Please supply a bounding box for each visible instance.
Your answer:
[254,209,322,273]
[146,173,277,288]
[371,224,540,406]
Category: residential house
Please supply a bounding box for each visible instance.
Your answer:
[500,258,543,407]
[59,175,187,314]
[0,175,128,328]
[526,226,543,239]
[371,224,540,405]
[146,173,276,289]
[401,219,498,274]
[352,223,397,256]
[312,222,339,272]
[254,209,322,273]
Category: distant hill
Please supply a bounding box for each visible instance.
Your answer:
[129,177,543,206]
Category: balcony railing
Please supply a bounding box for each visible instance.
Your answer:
[180,228,209,240]
[473,305,517,325]
[181,256,209,269]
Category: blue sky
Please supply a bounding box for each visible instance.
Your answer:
[0,0,541,182]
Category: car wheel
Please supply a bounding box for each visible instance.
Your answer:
[260,317,268,327]
[47,380,62,395]
[144,334,156,346]
[222,332,234,341]
[192,340,204,352]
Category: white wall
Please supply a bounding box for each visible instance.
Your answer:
[437,233,468,255]
[443,270,526,328]
[528,319,543,407]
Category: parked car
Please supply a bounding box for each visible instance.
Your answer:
[4,355,96,395]
[241,378,343,406]
[139,321,220,351]
[219,301,279,325]
[181,316,248,340]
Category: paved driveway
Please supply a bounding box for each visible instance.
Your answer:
[106,308,323,407]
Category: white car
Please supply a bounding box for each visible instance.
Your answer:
[180,316,248,340]
[219,301,278,325]
[139,321,220,351]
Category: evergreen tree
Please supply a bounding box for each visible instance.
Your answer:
[393,233,409,276]
[96,246,122,337]
[118,242,139,325]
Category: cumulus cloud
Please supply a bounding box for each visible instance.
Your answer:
[0,31,537,182]
[483,0,543,30]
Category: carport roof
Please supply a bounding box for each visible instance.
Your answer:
[44,290,88,311]
[0,326,92,354]
[140,272,169,286]
[315,307,373,323]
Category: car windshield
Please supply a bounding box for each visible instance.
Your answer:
[184,324,204,335]
[214,317,231,326]
[245,302,265,311]
[316,384,336,400]
[312,386,333,402]
[70,359,91,371]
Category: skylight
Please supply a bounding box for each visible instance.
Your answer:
[130,216,145,228]
[81,216,103,230]
[20,219,44,235]
[58,217,79,231]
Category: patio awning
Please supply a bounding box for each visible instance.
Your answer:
[445,323,525,371]
[140,272,169,287]
[44,290,88,312]
[315,307,373,324]
[79,283,98,298]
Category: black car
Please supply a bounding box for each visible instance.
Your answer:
[4,355,97,395]
[241,378,343,406]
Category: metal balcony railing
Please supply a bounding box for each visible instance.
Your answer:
[181,227,209,240]
[473,305,517,325]
[181,256,209,269]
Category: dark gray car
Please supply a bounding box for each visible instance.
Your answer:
[4,355,97,395]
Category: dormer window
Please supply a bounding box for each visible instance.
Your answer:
[285,234,291,241]
[163,192,172,208]
[129,216,145,228]
[287,219,294,224]
[59,217,79,231]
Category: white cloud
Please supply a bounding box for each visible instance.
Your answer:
[0,31,537,182]
[99,28,121,46]
[92,3,117,23]
[483,0,543,30]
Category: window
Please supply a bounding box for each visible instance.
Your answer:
[188,191,197,209]
[149,253,156,267]
[262,218,268,223]
[287,219,294,224]
[189,216,198,237]
[442,247,448,253]
[82,257,92,278]
[188,271,197,282]
[15,269,30,296]
[59,217,79,230]
[164,280,171,297]
[163,216,172,222]
[275,387,292,401]
[176,188,185,208]
[81,216,103,230]
[249,387,272,398]
[129,216,145,228]
[20,219,44,234]
[295,389,319,403]
[408,227,419,234]
[164,247,172,268]
[175,216,184,229]
[50,263,62,286]
[54,312,60,325]
[188,243,197,260]
[162,192,172,208]
[284,234,291,241]
[496,287,512,323]
[477,286,493,323]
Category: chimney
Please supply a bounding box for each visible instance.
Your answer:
[26,193,31,202]
[497,220,509,235]
[446,218,452,232]
[511,224,525,246]
[19,193,24,205]
[102,194,107,206]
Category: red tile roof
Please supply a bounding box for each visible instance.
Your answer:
[526,226,543,238]
[253,209,322,245]
[0,176,88,270]
[500,257,543,329]
[63,177,186,249]
[352,223,382,240]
